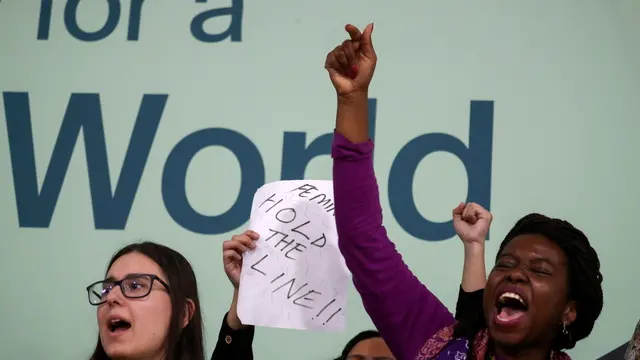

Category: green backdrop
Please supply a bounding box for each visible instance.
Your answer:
[1,1,638,358]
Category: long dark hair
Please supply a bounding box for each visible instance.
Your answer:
[454,213,603,358]
[89,241,205,360]
[334,330,381,360]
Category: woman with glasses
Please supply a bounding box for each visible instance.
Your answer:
[85,242,204,360]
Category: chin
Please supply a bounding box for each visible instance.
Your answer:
[102,342,132,359]
[488,325,527,347]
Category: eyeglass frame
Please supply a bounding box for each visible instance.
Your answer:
[86,273,171,306]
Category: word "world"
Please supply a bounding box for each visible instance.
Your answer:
[3,92,494,241]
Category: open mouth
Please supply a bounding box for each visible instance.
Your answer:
[495,292,528,325]
[108,319,131,333]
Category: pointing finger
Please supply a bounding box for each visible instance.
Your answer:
[345,24,362,41]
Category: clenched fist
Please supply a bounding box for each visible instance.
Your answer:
[325,23,376,96]
[453,202,492,245]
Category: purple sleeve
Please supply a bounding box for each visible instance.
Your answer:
[331,131,455,360]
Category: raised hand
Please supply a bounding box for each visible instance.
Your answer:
[222,230,259,289]
[325,23,376,97]
[452,202,492,245]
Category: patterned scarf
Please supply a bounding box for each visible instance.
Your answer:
[416,324,571,360]
[624,319,640,360]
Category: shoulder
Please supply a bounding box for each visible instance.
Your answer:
[624,319,640,360]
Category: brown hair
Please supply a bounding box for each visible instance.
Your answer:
[89,241,204,360]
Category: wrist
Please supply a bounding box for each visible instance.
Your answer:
[227,289,245,330]
[335,91,370,144]
[463,242,485,256]
[337,91,368,104]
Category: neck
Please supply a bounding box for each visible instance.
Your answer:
[112,350,166,360]
[494,343,551,360]
[112,357,164,360]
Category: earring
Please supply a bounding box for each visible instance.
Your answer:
[562,321,572,342]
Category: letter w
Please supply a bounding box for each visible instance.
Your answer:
[3,92,167,229]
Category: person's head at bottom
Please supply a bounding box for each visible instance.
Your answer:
[483,213,604,357]
[86,242,204,360]
[335,330,395,360]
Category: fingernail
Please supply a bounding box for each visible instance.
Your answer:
[349,64,358,79]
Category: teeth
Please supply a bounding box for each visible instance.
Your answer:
[499,292,526,306]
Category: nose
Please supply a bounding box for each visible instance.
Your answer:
[103,284,124,305]
[506,267,528,283]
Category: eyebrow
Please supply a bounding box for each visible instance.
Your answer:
[497,252,515,260]
[530,257,554,265]
[499,252,555,266]
[104,273,147,282]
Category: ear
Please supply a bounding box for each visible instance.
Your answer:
[181,298,195,329]
[562,300,577,326]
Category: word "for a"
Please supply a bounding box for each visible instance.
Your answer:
[36,0,242,43]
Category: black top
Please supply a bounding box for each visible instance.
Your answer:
[210,312,255,360]
[210,287,485,360]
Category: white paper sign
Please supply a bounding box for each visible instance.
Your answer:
[237,180,350,332]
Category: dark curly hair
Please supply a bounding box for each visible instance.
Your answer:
[455,213,603,356]
[334,330,381,360]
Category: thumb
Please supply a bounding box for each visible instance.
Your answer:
[452,202,465,217]
[361,23,375,59]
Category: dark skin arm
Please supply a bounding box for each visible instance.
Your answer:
[325,24,376,143]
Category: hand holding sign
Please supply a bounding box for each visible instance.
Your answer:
[222,230,259,288]
[237,180,350,332]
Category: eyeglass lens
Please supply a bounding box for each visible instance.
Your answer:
[88,275,153,305]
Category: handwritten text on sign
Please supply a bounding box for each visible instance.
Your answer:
[237,180,350,332]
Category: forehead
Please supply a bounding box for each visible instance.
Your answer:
[106,252,164,279]
[500,234,567,264]
[348,337,394,358]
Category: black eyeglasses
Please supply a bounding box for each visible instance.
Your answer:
[86,274,170,306]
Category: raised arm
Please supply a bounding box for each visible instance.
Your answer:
[326,24,454,360]
[453,202,491,293]
[452,203,490,334]
[211,231,259,360]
